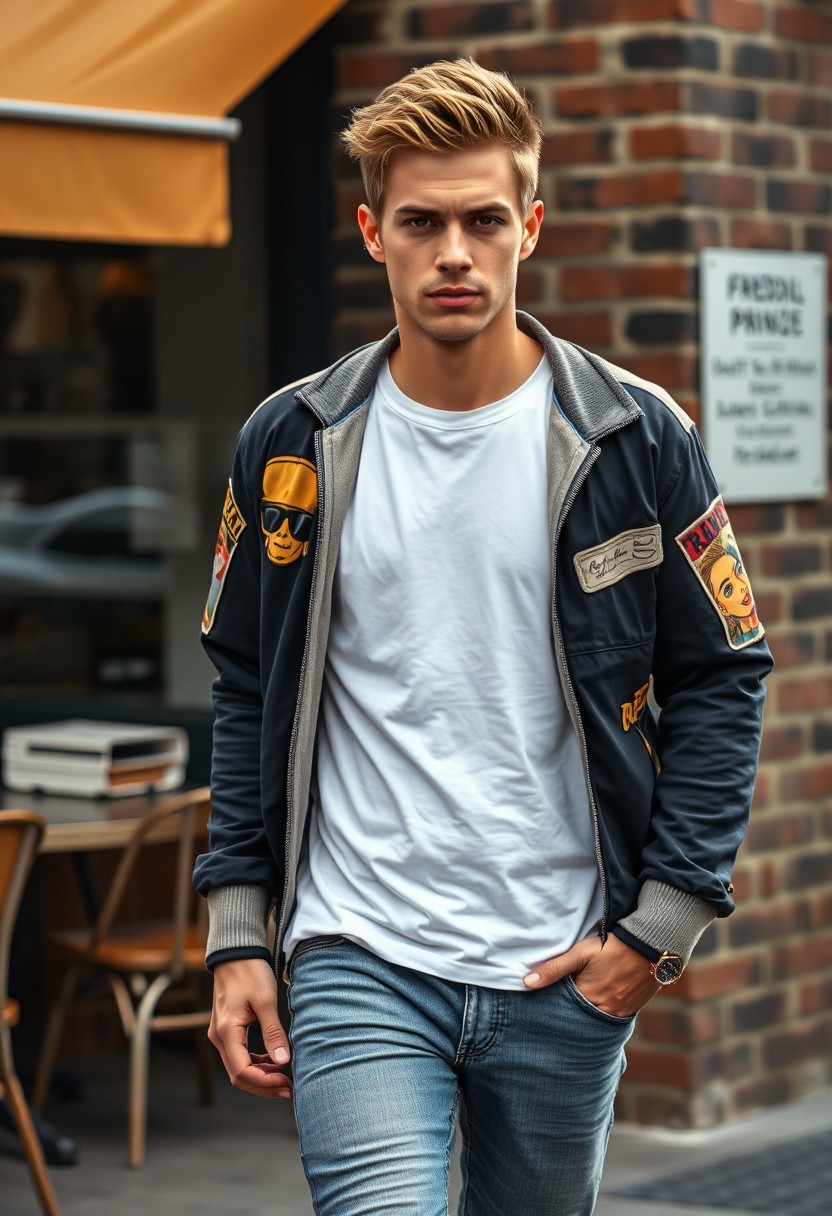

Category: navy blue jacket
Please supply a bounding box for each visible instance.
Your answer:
[194,314,772,972]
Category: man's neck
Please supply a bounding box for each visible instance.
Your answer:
[388,319,544,412]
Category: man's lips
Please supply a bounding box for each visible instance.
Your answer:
[427,287,481,308]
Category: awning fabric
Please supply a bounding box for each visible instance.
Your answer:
[0,0,347,246]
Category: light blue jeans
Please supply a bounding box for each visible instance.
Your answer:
[286,937,634,1216]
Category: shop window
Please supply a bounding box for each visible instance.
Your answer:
[0,248,192,699]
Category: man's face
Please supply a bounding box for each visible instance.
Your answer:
[358,146,542,347]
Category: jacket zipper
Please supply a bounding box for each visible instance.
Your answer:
[552,415,635,941]
[277,426,326,958]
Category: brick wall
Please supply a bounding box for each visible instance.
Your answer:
[326,0,832,1127]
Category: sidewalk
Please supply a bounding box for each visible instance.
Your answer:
[1,1043,830,1214]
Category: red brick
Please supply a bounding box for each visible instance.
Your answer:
[631,1089,691,1128]
[560,264,692,302]
[731,219,793,249]
[733,1074,792,1114]
[699,0,766,31]
[759,723,805,761]
[731,132,796,168]
[637,1003,721,1046]
[760,858,779,898]
[750,769,774,811]
[775,6,832,44]
[685,171,757,209]
[780,764,832,803]
[753,589,784,624]
[631,125,722,161]
[625,1047,695,1088]
[810,140,832,174]
[337,51,456,91]
[808,890,832,931]
[535,310,613,347]
[730,989,788,1034]
[549,1,692,29]
[777,675,832,714]
[766,632,815,670]
[782,849,832,890]
[800,976,832,1017]
[478,39,599,75]
[768,90,832,129]
[516,267,546,306]
[677,953,762,1000]
[762,1019,832,1070]
[795,500,832,530]
[730,864,754,901]
[554,81,683,119]
[744,808,813,853]
[772,934,832,980]
[407,2,534,38]
[541,130,614,167]
[727,504,785,535]
[693,1041,755,1086]
[557,170,685,210]
[761,543,822,577]
[727,899,807,948]
[536,221,615,257]
[808,50,832,88]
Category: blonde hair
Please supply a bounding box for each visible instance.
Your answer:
[341,58,542,217]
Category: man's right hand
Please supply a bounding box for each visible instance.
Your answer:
[208,958,292,1098]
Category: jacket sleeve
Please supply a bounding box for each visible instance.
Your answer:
[192,429,277,968]
[616,424,773,963]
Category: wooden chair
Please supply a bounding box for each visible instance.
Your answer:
[0,810,60,1215]
[33,787,214,1168]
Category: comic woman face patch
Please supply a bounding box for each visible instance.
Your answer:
[261,456,317,566]
[675,496,764,651]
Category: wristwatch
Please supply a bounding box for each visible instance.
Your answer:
[649,951,684,985]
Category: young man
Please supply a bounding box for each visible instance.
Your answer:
[194,59,772,1215]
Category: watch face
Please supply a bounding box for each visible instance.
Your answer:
[655,955,683,984]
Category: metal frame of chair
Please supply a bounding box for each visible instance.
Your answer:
[33,787,214,1168]
[0,809,60,1215]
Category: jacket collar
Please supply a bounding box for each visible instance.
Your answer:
[296,311,642,441]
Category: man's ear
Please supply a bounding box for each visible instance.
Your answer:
[358,204,385,264]
[518,200,545,262]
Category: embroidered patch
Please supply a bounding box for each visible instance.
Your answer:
[573,525,663,593]
[261,455,317,567]
[675,496,765,651]
[202,483,246,634]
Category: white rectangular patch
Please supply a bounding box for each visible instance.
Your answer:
[573,525,663,593]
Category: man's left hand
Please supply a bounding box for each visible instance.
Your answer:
[524,933,662,1018]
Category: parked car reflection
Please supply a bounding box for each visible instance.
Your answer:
[0,487,169,598]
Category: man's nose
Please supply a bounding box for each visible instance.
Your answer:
[436,224,473,270]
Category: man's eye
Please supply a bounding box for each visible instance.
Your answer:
[475,216,501,227]
[406,217,431,228]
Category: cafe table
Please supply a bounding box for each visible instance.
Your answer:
[0,786,189,855]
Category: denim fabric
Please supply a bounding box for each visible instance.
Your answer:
[287,938,633,1216]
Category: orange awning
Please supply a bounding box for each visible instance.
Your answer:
[0,0,347,246]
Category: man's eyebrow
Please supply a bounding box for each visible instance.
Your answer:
[392,202,514,217]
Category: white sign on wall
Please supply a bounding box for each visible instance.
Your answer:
[700,249,828,504]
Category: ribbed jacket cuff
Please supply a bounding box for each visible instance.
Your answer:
[615,878,715,965]
[205,885,272,960]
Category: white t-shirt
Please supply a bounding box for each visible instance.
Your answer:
[285,356,602,989]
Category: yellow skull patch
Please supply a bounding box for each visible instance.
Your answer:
[261,456,317,566]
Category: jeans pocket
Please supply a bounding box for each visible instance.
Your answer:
[563,975,636,1026]
[286,935,346,985]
